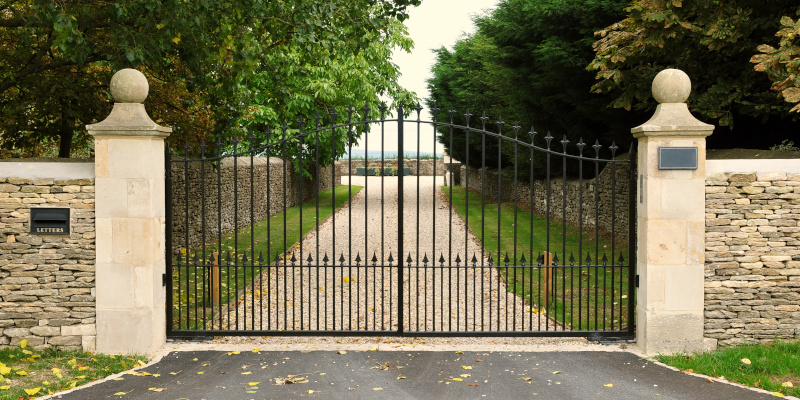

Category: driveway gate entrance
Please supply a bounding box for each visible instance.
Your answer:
[165,105,636,339]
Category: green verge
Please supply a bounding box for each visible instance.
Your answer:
[655,341,800,397]
[172,185,363,330]
[0,342,147,400]
[443,186,631,331]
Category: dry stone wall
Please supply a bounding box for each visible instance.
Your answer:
[0,175,96,351]
[170,157,334,253]
[459,161,632,242]
[335,159,446,177]
[705,172,800,345]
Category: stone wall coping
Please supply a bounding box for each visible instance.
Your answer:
[0,161,94,179]
[706,159,800,174]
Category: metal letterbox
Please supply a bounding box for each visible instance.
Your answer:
[30,208,70,235]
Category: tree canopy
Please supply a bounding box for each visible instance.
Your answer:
[426,0,634,175]
[0,0,419,158]
[588,0,800,149]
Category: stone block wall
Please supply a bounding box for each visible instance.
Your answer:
[459,160,632,243]
[0,170,96,351]
[335,159,446,177]
[170,157,334,253]
[704,172,800,345]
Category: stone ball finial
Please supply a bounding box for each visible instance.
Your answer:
[652,68,691,104]
[110,68,149,103]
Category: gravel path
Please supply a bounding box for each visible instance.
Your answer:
[216,176,579,346]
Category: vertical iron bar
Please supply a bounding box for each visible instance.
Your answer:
[529,133,535,331]
[250,136,256,331]
[265,135,272,331]
[594,151,600,330]
[165,145,173,334]
[480,114,487,332]
[561,138,568,330]
[496,119,503,332]
[200,142,208,329]
[298,122,304,330]
[217,140,224,329]
[628,143,637,335]
[578,146,584,331]
[315,118,321,331]
[183,143,191,330]
[513,126,519,332]
[545,134,551,330]
[282,126,288,331]
[397,105,405,335]
[348,109,354,331]
[233,138,240,330]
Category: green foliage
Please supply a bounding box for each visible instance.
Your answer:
[0,0,419,158]
[588,0,800,146]
[769,139,800,152]
[752,14,800,113]
[426,0,635,176]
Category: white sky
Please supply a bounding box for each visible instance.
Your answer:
[352,0,499,154]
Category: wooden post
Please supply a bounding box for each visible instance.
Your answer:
[543,252,553,314]
[210,252,220,305]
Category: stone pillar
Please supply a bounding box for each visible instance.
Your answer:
[87,69,171,354]
[632,69,715,355]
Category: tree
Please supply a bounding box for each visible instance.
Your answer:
[588,0,800,149]
[0,0,419,157]
[426,0,633,176]
[752,13,800,113]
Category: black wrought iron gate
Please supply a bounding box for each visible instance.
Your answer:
[166,105,636,339]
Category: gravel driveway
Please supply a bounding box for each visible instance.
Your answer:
[217,176,569,344]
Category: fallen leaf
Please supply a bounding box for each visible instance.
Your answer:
[0,386,8,390]
[197,371,204,375]
[252,348,260,353]
[475,359,483,362]
[19,339,28,349]
[308,389,316,394]
[113,378,124,381]
[114,391,128,395]
[136,360,146,367]
[741,358,752,365]
[192,358,198,361]
[605,383,613,387]
[783,382,793,388]
[461,374,471,378]
[552,371,561,374]
[68,359,77,366]
[16,370,28,376]
[78,366,89,371]
[337,351,347,355]
[249,382,260,386]
[467,384,479,386]
[169,371,181,375]
[462,366,473,370]
[453,378,463,381]
[374,387,383,391]
[24,387,40,395]
[22,349,32,355]
[148,387,165,392]
[227,351,241,355]
[398,375,406,380]
[242,372,252,375]
[773,392,784,397]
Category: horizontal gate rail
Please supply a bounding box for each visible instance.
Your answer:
[166,104,636,339]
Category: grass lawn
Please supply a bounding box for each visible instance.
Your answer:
[443,186,632,332]
[656,341,800,397]
[0,341,147,400]
[172,184,363,331]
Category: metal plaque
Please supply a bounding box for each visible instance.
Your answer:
[30,208,70,235]
[658,147,698,170]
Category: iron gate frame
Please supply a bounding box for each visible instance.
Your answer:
[165,105,637,339]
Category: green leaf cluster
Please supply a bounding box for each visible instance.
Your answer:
[0,0,419,159]
[589,0,800,148]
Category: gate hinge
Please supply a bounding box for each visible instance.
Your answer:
[162,273,167,287]
[635,275,639,288]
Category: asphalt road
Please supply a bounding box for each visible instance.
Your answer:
[52,350,779,399]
